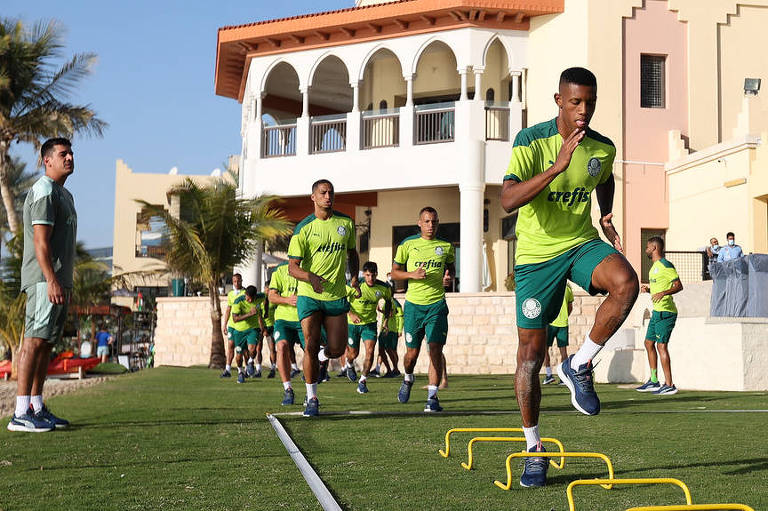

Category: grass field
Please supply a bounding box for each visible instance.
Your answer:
[1,367,766,511]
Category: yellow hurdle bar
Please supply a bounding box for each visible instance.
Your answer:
[494,452,615,491]
[566,478,692,511]
[461,437,566,470]
[439,428,524,457]
[626,505,755,511]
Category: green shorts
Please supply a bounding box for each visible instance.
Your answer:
[378,331,399,350]
[546,325,569,347]
[645,311,677,344]
[403,299,449,348]
[515,239,619,329]
[24,282,70,344]
[265,325,274,337]
[297,296,349,321]
[347,322,377,348]
[232,328,261,353]
[226,326,236,342]
[274,319,305,348]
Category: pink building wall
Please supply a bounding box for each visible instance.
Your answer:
[622,0,688,274]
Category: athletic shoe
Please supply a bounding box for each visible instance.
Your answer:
[290,367,301,378]
[520,443,548,488]
[357,380,369,394]
[653,384,678,395]
[398,380,413,403]
[347,365,357,383]
[557,379,566,386]
[389,369,402,378]
[253,369,262,378]
[303,395,308,406]
[369,368,381,378]
[6,412,53,433]
[542,375,556,385]
[424,397,443,412]
[220,369,231,378]
[318,361,330,383]
[281,388,295,406]
[336,368,347,378]
[636,380,661,392]
[237,372,246,384]
[246,362,255,377]
[303,397,319,417]
[267,368,276,379]
[557,355,600,416]
[33,405,69,429]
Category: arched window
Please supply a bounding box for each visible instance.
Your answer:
[379,99,388,111]
[486,88,495,102]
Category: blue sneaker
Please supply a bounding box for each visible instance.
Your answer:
[220,369,231,378]
[542,375,556,385]
[347,365,357,383]
[6,412,53,433]
[303,397,319,417]
[281,388,295,406]
[290,367,301,378]
[237,372,245,384]
[253,369,262,378]
[369,368,381,378]
[424,397,443,412]
[318,361,329,384]
[520,443,548,488]
[246,362,255,377]
[336,368,348,378]
[267,368,276,379]
[33,406,69,429]
[653,384,678,395]
[357,380,368,394]
[557,355,600,416]
[398,380,413,403]
[636,380,661,392]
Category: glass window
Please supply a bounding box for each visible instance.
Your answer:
[641,55,666,108]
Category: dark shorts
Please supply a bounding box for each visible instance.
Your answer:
[378,331,399,350]
[403,299,449,348]
[297,296,350,322]
[274,320,305,349]
[347,322,377,348]
[232,328,260,352]
[515,239,619,329]
[24,283,70,344]
[546,325,569,347]
[227,326,236,342]
[645,311,677,344]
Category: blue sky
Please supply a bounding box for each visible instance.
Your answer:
[5,0,346,249]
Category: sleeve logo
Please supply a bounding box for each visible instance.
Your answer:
[521,298,542,319]
[337,225,347,236]
[587,157,601,177]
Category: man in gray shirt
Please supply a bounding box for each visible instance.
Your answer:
[7,138,77,433]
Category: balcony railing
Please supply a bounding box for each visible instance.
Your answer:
[414,102,455,145]
[485,102,510,141]
[310,114,347,154]
[136,245,167,259]
[262,121,296,158]
[361,109,400,149]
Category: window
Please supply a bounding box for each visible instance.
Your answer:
[136,207,168,259]
[640,228,666,282]
[379,99,388,111]
[485,88,495,102]
[641,55,666,108]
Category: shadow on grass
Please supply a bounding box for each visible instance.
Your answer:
[20,453,286,473]
[617,457,768,476]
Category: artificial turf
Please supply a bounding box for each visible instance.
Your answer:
[1,366,766,510]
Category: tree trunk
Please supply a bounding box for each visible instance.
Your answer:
[208,281,226,368]
[0,141,21,235]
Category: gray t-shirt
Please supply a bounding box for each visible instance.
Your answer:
[21,175,77,290]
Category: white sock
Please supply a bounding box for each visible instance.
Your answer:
[256,364,262,372]
[318,350,329,363]
[237,366,243,374]
[359,375,367,383]
[571,336,602,369]
[225,364,231,371]
[248,358,254,364]
[404,373,414,383]
[31,395,44,413]
[545,366,552,377]
[291,363,298,370]
[427,385,438,399]
[15,396,31,417]
[523,425,540,451]
[283,381,292,390]
[306,383,317,399]
[345,361,353,369]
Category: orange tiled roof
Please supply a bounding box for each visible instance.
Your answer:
[215,0,563,102]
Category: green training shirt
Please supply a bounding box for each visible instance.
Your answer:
[231,294,265,331]
[347,280,391,325]
[226,288,246,328]
[550,285,574,328]
[383,297,404,333]
[649,258,680,313]
[394,235,455,306]
[287,211,356,301]
[268,262,299,323]
[263,296,276,327]
[504,118,616,265]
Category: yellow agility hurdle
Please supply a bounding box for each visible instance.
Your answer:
[494,452,615,491]
[439,428,525,457]
[626,505,755,511]
[566,478,692,511]
[460,437,566,470]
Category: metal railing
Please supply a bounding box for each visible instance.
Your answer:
[414,102,455,145]
[485,102,510,141]
[664,251,710,282]
[310,114,347,154]
[262,121,296,158]
[361,109,400,149]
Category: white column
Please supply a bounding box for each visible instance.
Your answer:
[297,87,310,156]
[401,74,415,147]
[301,86,310,117]
[511,72,521,103]
[405,75,414,107]
[351,82,360,113]
[458,140,486,293]
[459,68,468,102]
[254,94,263,160]
[473,67,484,102]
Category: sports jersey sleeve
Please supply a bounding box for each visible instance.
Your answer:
[666,263,680,283]
[231,300,243,316]
[227,293,236,307]
[268,269,281,292]
[345,218,356,250]
[29,193,56,226]
[446,244,456,265]
[504,132,537,183]
[598,145,616,184]
[393,242,408,266]
[287,231,305,260]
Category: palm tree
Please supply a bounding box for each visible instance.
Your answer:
[0,18,107,235]
[0,155,36,239]
[137,178,291,368]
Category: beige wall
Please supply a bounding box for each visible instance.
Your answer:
[480,40,511,102]
[360,50,406,110]
[413,43,460,98]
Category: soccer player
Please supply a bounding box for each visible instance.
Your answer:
[376,296,403,377]
[230,286,266,384]
[390,206,455,412]
[344,262,391,394]
[268,261,304,405]
[542,283,574,385]
[636,237,682,395]
[288,179,360,417]
[9,138,76,432]
[253,283,277,378]
[501,67,639,487]
[220,273,245,378]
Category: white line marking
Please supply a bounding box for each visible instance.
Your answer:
[267,414,342,511]
[269,409,768,418]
